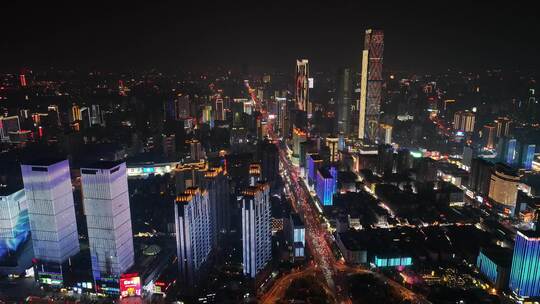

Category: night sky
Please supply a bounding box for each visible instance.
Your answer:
[1,1,539,73]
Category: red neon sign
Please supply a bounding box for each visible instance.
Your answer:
[120,273,141,298]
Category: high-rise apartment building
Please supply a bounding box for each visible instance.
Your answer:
[215,97,225,121]
[201,166,229,248]
[188,139,203,162]
[482,124,496,150]
[326,136,339,163]
[242,182,271,278]
[495,117,511,139]
[276,97,287,137]
[174,187,212,285]
[453,110,476,133]
[379,124,393,144]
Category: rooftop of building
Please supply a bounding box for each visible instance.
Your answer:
[242,181,269,196]
[318,167,334,179]
[308,153,323,161]
[518,229,540,240]
[82,160,124,170]
[22,157,66,166]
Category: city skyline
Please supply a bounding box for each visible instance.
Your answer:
[1,2,540,304]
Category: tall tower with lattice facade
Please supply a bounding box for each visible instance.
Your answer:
[359,29,384,141]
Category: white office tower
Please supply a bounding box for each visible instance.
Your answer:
[20,159,80,271]
[174,187,212,286]
[81,161,134,281]
[242,182,271,278]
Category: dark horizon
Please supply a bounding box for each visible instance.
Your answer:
[1,1,540,73]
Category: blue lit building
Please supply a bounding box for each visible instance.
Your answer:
[307,153,323,187]
[0,187,33,276]
[505,138,518,165]
[497,137,518,166]
[373,256,412,268]
[509,230,540,299]
[497,137,537,170]
[316,167,337,206]
[476,247,511,290]
[520,144,536,170]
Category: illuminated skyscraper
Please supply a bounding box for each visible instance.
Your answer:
[453,110,475,133]
[81,161,135,284]
[276,97,287,137]
[307,153,323,187]
[379,123,393,144]
[482,124,496,150]
[70,105,82,123]
[90,104,103,126]
[520,144,536,170]
[174,187,212,285]
[215,97,225,121]
[326,136,339,163]
[175,95,191,120]
[497,137,519,166]
[495,117,511,139]
[296,59,310,115]
[290,213,305,259]
[242,182,271,278]
[358,29,384,141]
[19,74,27,87]
[292,127,307,161]
[316,167,337,206]
[509,230,540,299]
[202,105,213,127]
[248,163,262,186]
[188,139,203,162]
[202,166,229,247]
[21,159,80,285]
[232,99,245,128]
[0,116,21,142]
[336,67,353,136]
[0,188,33,276]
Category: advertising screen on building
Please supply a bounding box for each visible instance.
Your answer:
[120,273,141,298]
